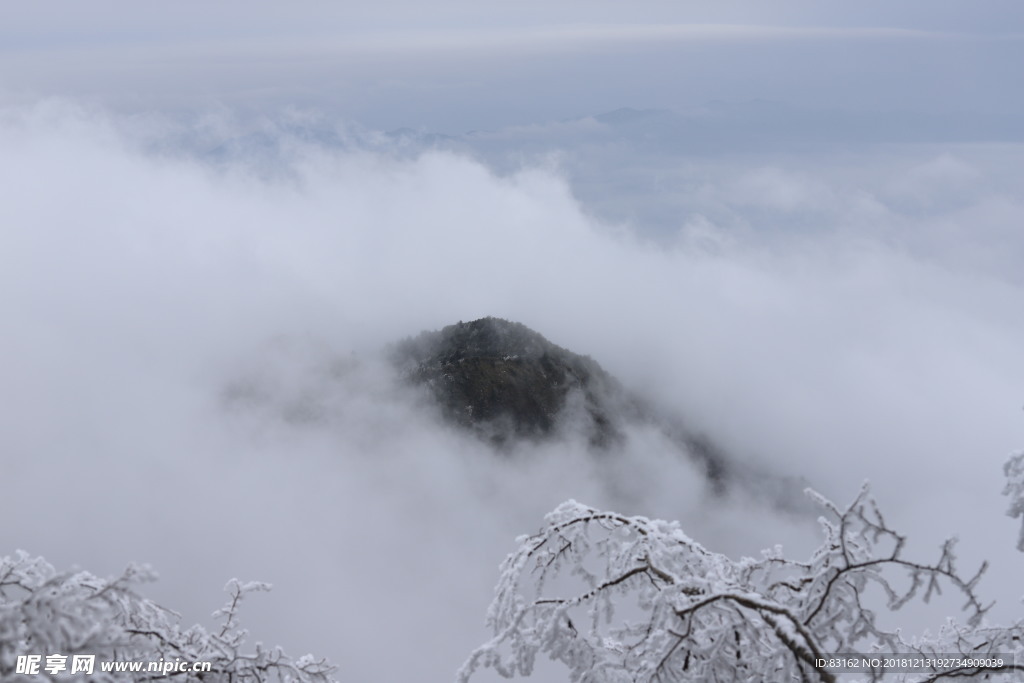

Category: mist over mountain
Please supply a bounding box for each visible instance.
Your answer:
[218,314,811,512]
[5,3,1024,680]
[4,2,1024,680]
[392,317,738,489]
[3,92,1023,683]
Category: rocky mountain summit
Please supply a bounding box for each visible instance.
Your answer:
[392,318,621,442]
[391,317,730,486]
[223,316,804,504]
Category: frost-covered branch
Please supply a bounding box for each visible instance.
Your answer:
[460,484,1015,683]
[1002,450,1024,551]
[0,551,336,682]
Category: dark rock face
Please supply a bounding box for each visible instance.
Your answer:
[390,317,739,493]
[391,318,624,446]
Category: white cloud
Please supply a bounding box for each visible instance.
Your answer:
[729,167,835,211]
[1,105,1023,680]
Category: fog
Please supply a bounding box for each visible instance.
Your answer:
[1,99,1023,681]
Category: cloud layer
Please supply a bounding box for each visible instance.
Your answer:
[1,103,1023,680]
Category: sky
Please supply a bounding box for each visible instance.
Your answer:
[2,1,1024,130]
[2,3,1024,682]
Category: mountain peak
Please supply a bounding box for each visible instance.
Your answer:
[392,318,619,445]
[405,317,558,361]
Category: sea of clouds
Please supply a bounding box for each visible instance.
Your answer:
[1,101,1022,681]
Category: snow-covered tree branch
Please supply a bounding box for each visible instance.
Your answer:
[460,464,1024,683]
[0,552,336,682]
[1002,450,1024,552]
